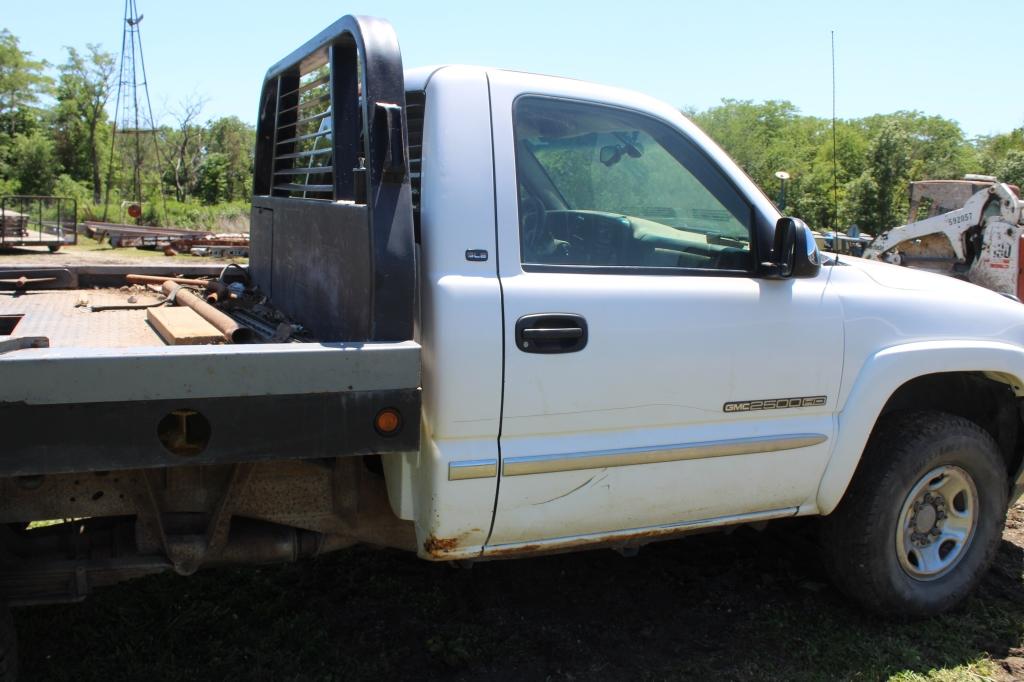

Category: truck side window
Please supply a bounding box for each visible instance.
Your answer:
[513,96,754,272]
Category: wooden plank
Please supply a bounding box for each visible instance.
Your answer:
[147,306,224,345]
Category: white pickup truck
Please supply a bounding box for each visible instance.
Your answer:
[0,14,1022,678]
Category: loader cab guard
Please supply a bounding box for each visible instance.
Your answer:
[251,15,415,342]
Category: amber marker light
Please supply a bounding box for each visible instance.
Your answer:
[375,408,402,436]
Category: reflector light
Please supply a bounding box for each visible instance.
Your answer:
[375,408,402,436]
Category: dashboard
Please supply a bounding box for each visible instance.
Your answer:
[532,210,751,271]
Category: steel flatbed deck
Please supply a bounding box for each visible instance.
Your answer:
[0,264,421,478]
[1,288,165,348]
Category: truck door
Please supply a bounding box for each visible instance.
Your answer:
[486,74,844,551]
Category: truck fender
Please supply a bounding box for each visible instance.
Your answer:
[816,340,1024,515]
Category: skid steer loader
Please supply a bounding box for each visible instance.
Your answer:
[863,176,1024,298]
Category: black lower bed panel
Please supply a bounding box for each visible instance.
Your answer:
[0,388,420,477]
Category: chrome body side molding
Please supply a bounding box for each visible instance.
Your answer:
[448,458,499,481]
[502,433,828,476]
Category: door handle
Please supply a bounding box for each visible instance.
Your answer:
[522,327,583,341]
[515,314,588,354]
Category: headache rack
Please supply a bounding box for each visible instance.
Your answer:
[251,15,416,342]
[0,17,423,478]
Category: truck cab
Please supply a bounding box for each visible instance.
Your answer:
[391,64,843,559]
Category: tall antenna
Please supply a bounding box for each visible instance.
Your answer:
[831,30,839,263]
[103,0,166,223]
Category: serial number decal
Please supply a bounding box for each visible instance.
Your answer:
[723,395,827,413]
[945,212,974,227]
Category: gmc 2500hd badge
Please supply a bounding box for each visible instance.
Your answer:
[723,395,827,412]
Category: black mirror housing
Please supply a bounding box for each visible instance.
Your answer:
[790,219,822,278]
[760,217,821,279]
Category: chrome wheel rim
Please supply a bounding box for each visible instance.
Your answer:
[895,465,978,581]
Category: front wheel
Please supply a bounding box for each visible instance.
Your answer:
[821,411,1008,616]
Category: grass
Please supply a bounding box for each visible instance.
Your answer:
[0,235,248,266]
[61,236,249,264]
[13,513,1024,681]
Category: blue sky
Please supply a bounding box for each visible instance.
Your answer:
[6,0,1022,138]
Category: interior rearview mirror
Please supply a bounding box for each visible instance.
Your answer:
[600,145,623,167]
[760,217,821,279]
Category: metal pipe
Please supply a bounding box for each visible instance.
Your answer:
[160,280,255,344]
[204,292,238,304]
[202,281,229,303]
[129,274,230,303]
[127,274,211,287]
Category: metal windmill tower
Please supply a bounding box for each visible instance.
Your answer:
[103,0,164,222]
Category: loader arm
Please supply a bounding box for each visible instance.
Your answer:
[863,183,1022,265]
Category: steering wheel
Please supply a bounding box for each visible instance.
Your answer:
[520,194,570,262]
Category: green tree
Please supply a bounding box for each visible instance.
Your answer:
[161,97,205,201]
[977,127,1024,182]
[847,121,912,232]
[861,111,974,181]
[687,101,999,233]
[53,45,115,202]
[206,116,254,201]
[11,131,58,194]
[995,150,1024,188]
[789,122,869,231]
[693,99,820,190]
[195,152,228,204]
[0,29,52,137]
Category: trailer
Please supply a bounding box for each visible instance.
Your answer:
[0,196,77,253]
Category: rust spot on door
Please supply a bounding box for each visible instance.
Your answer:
[423,535,459,556]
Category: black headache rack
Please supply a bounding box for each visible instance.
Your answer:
[250,15,416,342]
[0,17,421,479]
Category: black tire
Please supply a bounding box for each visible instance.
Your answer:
[47,244,61,253]
[0,603,17,681]
[821,410,1008,617]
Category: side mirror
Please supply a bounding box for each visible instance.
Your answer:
[760,217,821,279]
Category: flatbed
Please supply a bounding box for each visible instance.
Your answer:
[0,264,421,478]
[1,288,166,348]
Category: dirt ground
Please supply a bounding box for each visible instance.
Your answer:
[12,505,1024,681]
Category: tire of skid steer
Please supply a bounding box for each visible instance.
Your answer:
[0,603,17,681]
[820,410,1008,617]
[47,244,61,253]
